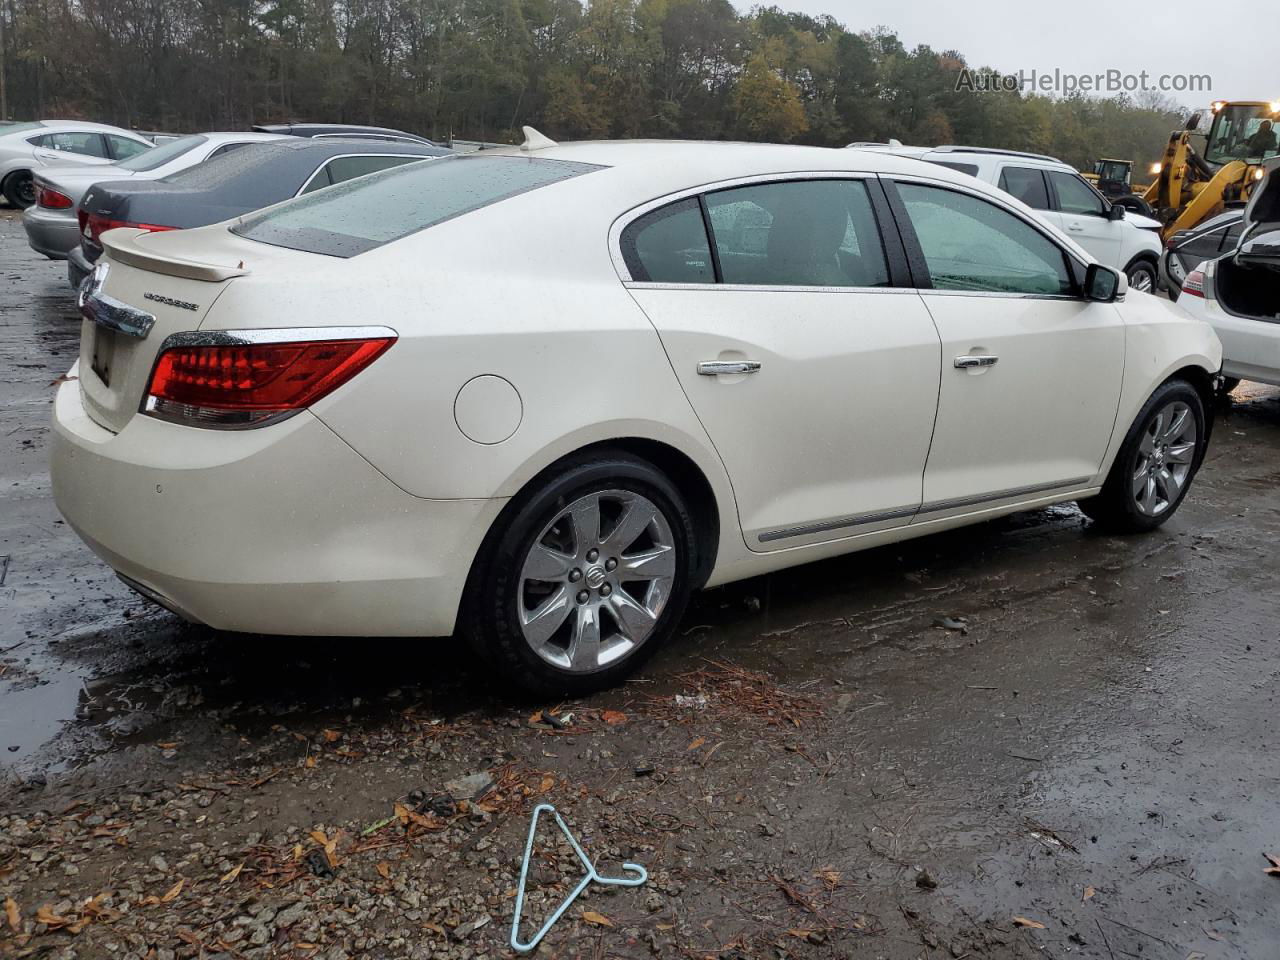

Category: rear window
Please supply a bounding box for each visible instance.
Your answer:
[232,154,604,257]
[119,134,207,172]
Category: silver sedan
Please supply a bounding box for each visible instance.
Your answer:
[0,120,154,209]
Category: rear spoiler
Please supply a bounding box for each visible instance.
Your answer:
[101,228,250,283]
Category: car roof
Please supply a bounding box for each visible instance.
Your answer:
[480,138,985,199]
[253,123,431,140]
[847,142,1070,172]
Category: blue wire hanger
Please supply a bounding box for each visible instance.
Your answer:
[510,803,648,953]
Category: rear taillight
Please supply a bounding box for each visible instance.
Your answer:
[37,186,73,209]
[143,332,395,429]
[83,212,175,246]
[1182,269,1206,298]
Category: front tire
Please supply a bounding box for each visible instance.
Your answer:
[1126,260,1158,294]
[3,170,36,209]
[1078,379,1206,532]
[465,452,697,696]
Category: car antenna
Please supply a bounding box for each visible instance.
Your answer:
[520,126,557,151]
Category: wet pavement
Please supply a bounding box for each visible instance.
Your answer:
[2,205,1279,959]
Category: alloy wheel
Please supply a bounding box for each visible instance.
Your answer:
[1131,400,1197,516]
[517,489,677,674]
[13,173,36,208]
[1127,267,1155,293]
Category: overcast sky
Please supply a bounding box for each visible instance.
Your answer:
[772,0,1277,105]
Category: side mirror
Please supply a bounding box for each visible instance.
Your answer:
[1186,112,1202,131]
[1107,204,1126,221]
[1084,263,1124,302]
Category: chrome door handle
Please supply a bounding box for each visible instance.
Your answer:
[697,360,761,376]
[954,355,998,369]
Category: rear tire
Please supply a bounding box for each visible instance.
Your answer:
[464,452,697,696]
[1078,379,1206,532]
[3,170,36,209]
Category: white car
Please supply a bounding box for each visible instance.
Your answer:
[849,143,1165,292]
[1176,158,1280,387]
[51,134,1221,694]
[22,132,287,259]
[0,120,154,209]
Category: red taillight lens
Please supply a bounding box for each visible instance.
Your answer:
[144,336,395,428]
[1182,269,1206,298]
[84,212,175,245]
[37,186,73,209]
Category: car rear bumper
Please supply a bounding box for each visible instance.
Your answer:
[51,366,502,637]
[67,246,93,289]
[21,205,79,259]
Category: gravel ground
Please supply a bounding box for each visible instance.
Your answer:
[2,206,1279,960]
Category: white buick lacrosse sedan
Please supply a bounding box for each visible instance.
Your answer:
[53,133,1221,693]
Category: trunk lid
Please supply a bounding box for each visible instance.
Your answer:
[1235,158,1280,268]
[77,228,254,433]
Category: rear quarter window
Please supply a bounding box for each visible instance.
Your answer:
[233,154,603,257]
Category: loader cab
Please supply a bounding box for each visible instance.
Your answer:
[1092,159,1134,199]
[1203,101,1280,166]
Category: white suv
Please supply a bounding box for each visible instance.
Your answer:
[849,143,1164,292]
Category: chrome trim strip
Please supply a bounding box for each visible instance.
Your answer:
[623,281,919,295]
[758,505,918,543]
[80,291,155,339]
[756,476,1094,544]
[917,476,1093,516]
[697,360,761,376]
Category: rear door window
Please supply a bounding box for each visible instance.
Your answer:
[705,179,890,287]
[234,154,603,257]
[998,166,1051,210]
[35,132,108,158]
[897,182,1074,296]
[619,199,715,284]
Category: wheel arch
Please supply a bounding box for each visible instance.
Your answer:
[469,435,726,606]
[1123,249,1160,274]
[1163,363,1218,457]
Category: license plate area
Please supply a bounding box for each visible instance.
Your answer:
[91,328,117,387]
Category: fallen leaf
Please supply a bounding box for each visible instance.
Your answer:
[424,922,446,936]
[786,929,814,938]
[5,897,19,932]
[816,868,841,890]
[36,905,71,929]
[582,910,613,928]
[160,879,185,903]
[305,755,317,769]
[1013,916,1045,929]
[1266,853,1280,876]
[376,861,392,880]
[220,863,244,885]
[309,830,330,847]
[394,803,411,826]
[322,729,341,743]
[157,742,178,750]
[539,775,555,793]
[687,736,706,751]
[601,710,627,725]
[1083,885,1095,901]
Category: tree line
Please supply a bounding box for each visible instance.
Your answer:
[1,0,1190,172]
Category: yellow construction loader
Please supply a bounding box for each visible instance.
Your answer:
[1143,99,1279,240]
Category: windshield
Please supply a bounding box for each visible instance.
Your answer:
[232,154,604,257]
[118,134,207,172]
[1205,104,1280,165]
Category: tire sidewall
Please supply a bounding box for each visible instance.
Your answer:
[469,455,696,696]
[4,171,35,209]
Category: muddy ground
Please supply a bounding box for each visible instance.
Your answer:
[1,205,1278,960]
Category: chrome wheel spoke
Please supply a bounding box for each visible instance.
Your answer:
[1161,405,1190,443]
[520,585,572,647]
[1138,430,1157,456]
[619,545,676,580]
[608,590,657,641]
[568,496,601,553]
[1166,441,1195,464]
[602,497,657,553]
[1131,399,1198,517]
[523,544,574,581]
[568,604,602,670]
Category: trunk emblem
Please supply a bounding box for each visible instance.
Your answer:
[143,292,200,312]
